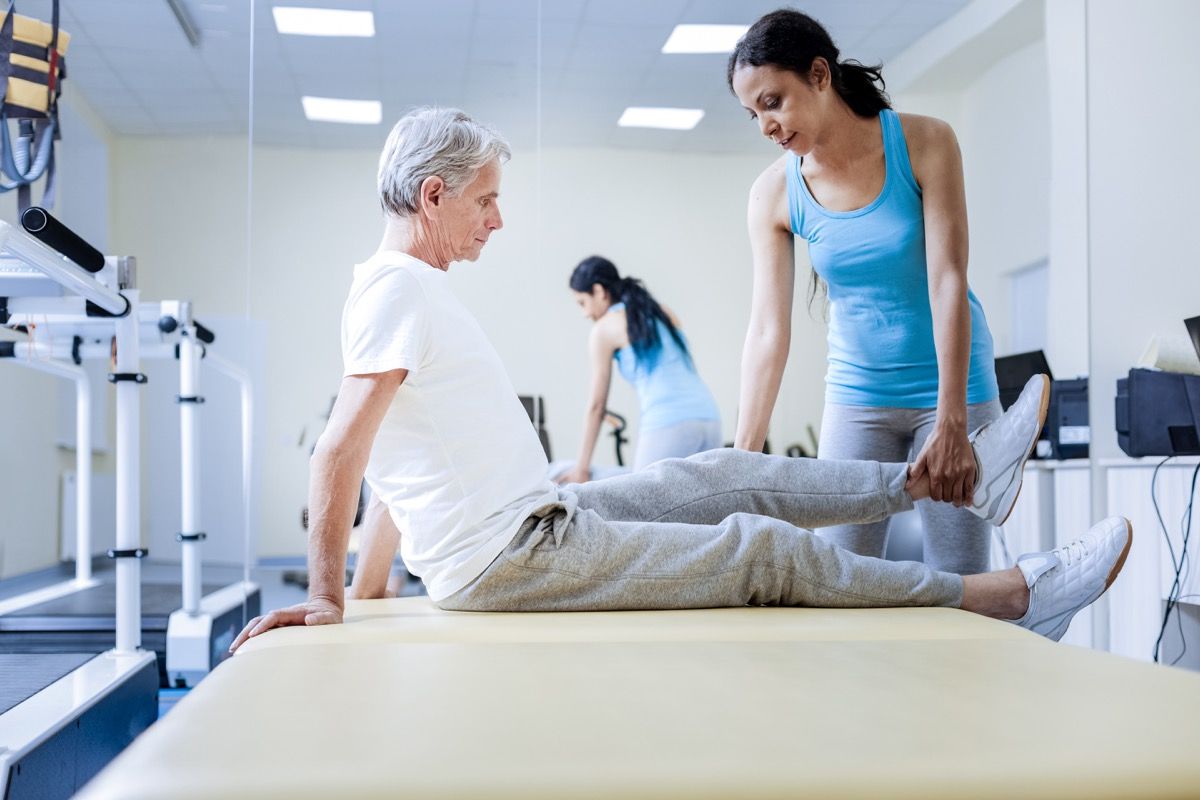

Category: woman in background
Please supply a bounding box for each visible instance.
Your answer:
[558,256,720,484]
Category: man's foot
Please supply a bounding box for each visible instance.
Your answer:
[1012,516,1133,641]
[967,374,1050,526]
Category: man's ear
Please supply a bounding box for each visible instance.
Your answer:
[419,175,446,213]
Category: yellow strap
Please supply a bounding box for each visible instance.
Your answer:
[11,53,51,74]
[11,14,72,56]
[5,76,52,113]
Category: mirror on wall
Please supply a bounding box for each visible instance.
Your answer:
[231,0,1099,622]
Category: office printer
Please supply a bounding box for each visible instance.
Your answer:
[1115,316,1200,457]
[995,350,1089,459]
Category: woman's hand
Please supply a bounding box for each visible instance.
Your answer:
[556,465,591,486]
[908,424,976,507]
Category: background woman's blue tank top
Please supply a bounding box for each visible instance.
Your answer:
[609,303,720,431]
[785,108,998,408]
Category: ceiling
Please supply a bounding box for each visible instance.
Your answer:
[28,0,972,153]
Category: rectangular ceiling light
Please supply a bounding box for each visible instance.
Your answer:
[273,6,375,37]
[661,24,748,54]
[302,96,382,124]
[618,107,705,131]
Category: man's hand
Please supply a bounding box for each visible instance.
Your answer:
[229,596,343,653]
[556,464,590,485]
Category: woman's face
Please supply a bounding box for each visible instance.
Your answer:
[731,61,830,154]
[573,285,610,322]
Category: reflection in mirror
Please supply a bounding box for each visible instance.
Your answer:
[0,0,257,764]
[217,0,1107,627]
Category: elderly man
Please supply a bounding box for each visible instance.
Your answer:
[232,107,1129,652]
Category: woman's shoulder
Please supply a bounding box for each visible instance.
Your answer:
[751,154,789,195]
[592,310,627,349]
[895,113,958,150]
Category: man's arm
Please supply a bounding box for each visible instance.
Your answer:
[348,496,402,599]
[230,369,407,651]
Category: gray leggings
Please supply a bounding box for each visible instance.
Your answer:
[438,448,963,612]
[633,418,723,470]
[818,399,1003,575]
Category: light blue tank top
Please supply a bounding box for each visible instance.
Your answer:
[785,109,999,408]
[609,303,721,431]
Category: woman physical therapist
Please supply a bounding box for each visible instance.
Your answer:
[728,9,1003,574]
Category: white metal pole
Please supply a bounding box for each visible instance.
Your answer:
[113,289,141,653]
[179,327,202,614]
[75,371,92,582]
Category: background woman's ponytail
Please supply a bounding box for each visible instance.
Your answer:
[570,256,690,370]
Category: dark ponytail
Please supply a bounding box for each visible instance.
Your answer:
[726,9,890,118]
[569,256,690,370]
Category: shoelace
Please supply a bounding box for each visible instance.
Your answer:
[1053,539,1093,566]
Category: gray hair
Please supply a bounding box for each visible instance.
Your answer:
[377,107,511,217]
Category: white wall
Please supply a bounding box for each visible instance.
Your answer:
[1085,0,1200,461]
[957,40,1051,359]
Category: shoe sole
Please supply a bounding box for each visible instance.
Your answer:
[993,374,1052,527]
[1104,518,1133,590]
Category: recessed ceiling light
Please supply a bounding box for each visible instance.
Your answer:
[618,107,705,131]
[301,96,382,125]
[661,24,748,54]
[273,6,375,37]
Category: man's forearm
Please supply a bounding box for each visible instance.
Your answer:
[305,444,367,609]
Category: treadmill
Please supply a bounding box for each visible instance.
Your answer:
[0,209,260,688]
[0,213,158,799]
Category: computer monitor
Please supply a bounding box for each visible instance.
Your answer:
[993,350,1054,410]
[1185,316,1200,362]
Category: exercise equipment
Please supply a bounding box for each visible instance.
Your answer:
[0,216,156,800]
[0,211,259,692]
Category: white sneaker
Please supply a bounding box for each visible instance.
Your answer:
[967,374,1050,526]
[1013,516,1133,641]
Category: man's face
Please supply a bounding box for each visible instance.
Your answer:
[437,159,504,263]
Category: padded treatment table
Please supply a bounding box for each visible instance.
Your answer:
[78,598,1200,799]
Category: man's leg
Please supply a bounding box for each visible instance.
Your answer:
[438,506,962,612]
[438,504,1135,644]
[566,447,914,530]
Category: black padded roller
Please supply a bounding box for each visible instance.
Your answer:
[20,206,106,274]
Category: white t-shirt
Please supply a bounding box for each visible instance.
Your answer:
[341,250,556,600]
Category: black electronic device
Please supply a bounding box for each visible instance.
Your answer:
[1045,378,1089,459]
[994,350,1088,459]
[1116,368,1200,457]
[1185,315,1200,361]
[994,350,1053,410]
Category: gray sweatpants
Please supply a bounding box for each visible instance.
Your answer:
[438,448,964,612]
[818,400,1003,575]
